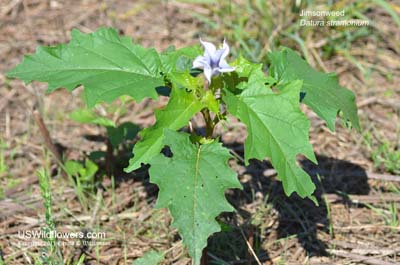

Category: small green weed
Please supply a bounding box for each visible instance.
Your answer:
[37,168,64,264]
[363,131,400,175]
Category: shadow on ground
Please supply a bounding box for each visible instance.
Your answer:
[76,131,369,264]
[207,142,369,264]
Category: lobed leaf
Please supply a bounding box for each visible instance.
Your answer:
[149,130,242,265]
[224,78,317,198]
[268,48,360,131]
[7,28,164,107]
[125,86,204,172]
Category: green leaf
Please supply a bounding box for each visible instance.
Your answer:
[269,47,360,131]
[82,159,98,181]
[238,64,272,91]
[7,27,164,107]
[219,56,273,94]
[169,71,203,91]
[107,122,140,148]
[64,160,84,176]
[161,45,202,74]
[149,130,242,265]
[65,159,98,182]
[169,72,219,113]
[133,250,164,265]
[224,79,317,198]
[203,90,219,114]
[125,86,204,172]
[69,109,116,127]
[231,56,262,79]
[88,151,107,161]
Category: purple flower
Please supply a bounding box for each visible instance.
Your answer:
[192,39,235,84]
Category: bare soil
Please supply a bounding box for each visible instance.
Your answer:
[1,1,399,264]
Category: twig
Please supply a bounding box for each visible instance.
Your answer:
[367,172,400,182]
[32,110,69,180]
[246,226,254,265]
[238,226,262,265]
[333,224,400,231]
[328,249,397,265]
[358,97,400,110]
[305,168,400,182]
[88,189,103,227]
[330,240,400,256]
[32,111,62,162]
[207,252,229,265]
[325,193,400,203]
[230,149,245,164]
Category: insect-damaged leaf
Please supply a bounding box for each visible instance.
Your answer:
[149,130,242,265]
[125,86,204,172]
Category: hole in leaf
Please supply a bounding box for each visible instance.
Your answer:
[156,86,171,97]
[300,91,307,102]
[161,145,173,157]
[190,68,202,77]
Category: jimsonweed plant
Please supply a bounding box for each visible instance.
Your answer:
[7,28,360,264]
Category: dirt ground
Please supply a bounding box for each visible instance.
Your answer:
[0,0,399,264]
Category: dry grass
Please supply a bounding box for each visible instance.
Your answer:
[0,0,399,264]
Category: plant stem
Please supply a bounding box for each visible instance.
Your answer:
[201,79,215,138]
[201,108,214,138]
[106,138,114,177]
[33,110,67,179]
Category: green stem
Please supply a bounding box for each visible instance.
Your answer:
[201,79,215,138]
[201,108,214,138]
